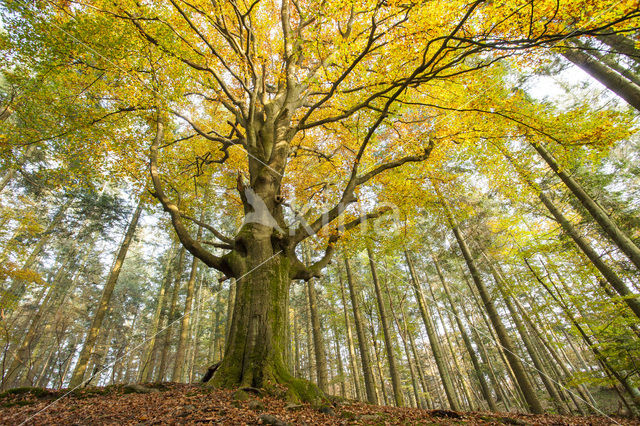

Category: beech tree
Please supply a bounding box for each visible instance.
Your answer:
[2,0,639,404]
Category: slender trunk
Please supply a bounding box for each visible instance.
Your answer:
[537,191,640,320]
[532,142,640,272]
[525,258,640,408]
[424,274,473,410]
[367,246,404,407]
[338,268,363,401]
[404,310,434,409]
[405,251,460,410]
[1,197,72,310]
[433,254,497,411]
[158,247,186,381]
[368,320,388,406]
[188,279,204,382]
[332,324,346,398]
[595,33,640,65]
[488,260,568,414]
[344,256,377,404]
[69,198,143,388]
[173,246,201,381]
[445,211,544,414]
[139,244,177,382]
[560,47,640,110]
[304,283,315,382]
[2,254,74,389]
[306,277,328,392]
[389,294,423,408]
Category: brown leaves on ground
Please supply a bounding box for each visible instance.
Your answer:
[0,384,637,425]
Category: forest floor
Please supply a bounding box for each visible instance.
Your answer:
[0,383,637,425]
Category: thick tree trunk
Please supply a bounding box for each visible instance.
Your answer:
[367,246,404,407]
[69,198,143,388]
[448,218,544,414]
[209,223,321,403]
[432,254,497,411]
[560,47,640,111]
[532,142,640,272]
[405,251,460,410]
[344,256,378,404]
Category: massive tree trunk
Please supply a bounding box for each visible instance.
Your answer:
[208,222,321,402]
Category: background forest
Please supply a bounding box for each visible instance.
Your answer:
[1,0,640,422]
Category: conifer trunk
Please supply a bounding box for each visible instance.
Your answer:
[447,217,544,414]
[344,256,378,404]
[139,245,177,382]
[307,277,328,392]
[560,48,640,110]
[537,190,640,320]
[405,251,460,410]
[338,269,363,401]
[432,254,498,411]
[532,142,640,272]
[173,239,201,381]
[367,246,404,407]
[69,198,143,388]
[158,247,186,381]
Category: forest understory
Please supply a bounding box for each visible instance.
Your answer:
[0,383,637,426]
[2,0,640,425]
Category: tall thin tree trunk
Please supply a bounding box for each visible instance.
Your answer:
[443,203,544,414]
[344,255,377,404]
[332,324,346,398]
[432,254,497,411]
[367,246,404,407]
[405,251,460,410]
[537,191,640,320]
[174,241,202,381]
[531,142,640,271]
[157,247,186,381]
[306,276,328,392]
[560,47,640,110]
[68,198,143,388]
[525,258,640,408]
[139,244,177,382]
[338,268,363,401]
[488,259,568,414]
